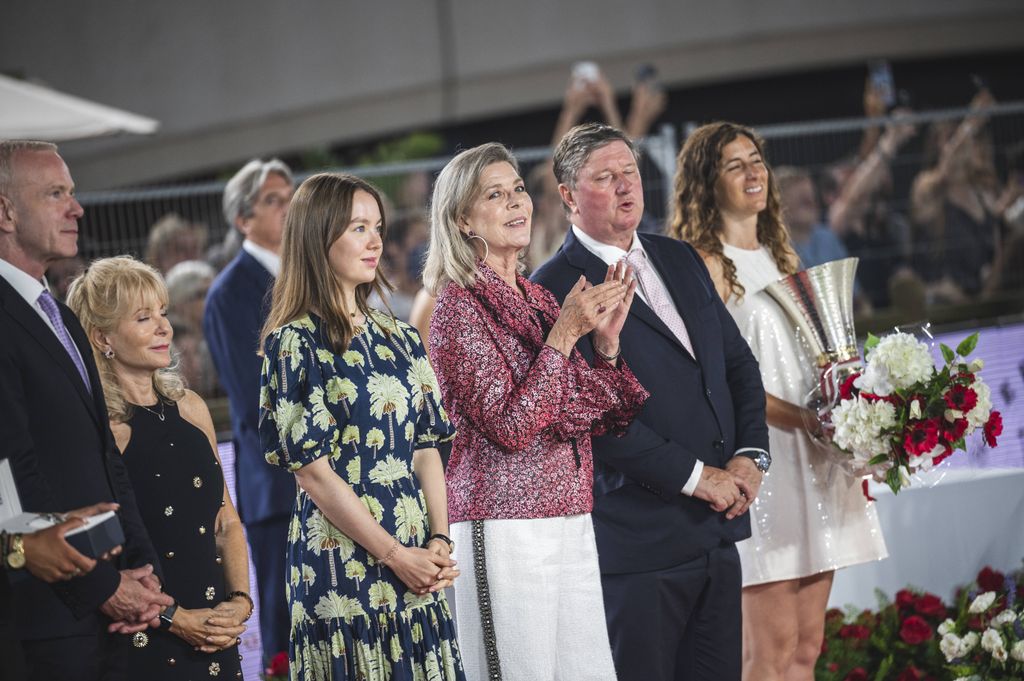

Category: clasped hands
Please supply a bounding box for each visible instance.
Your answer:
[693,457,763,520]
[390,539,460,596]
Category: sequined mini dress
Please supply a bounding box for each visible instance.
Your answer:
[723,244,888,586]
[117,399,242,679]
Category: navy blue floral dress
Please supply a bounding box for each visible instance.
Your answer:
[259,311,464,681]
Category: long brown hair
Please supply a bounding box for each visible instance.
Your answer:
[260,173,393,354]
[668,121,797,301]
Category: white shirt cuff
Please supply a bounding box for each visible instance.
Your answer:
[680,460,704,496]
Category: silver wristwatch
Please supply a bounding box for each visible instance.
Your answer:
[737,449,771,473]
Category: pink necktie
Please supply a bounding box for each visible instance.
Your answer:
[624,249,695,357]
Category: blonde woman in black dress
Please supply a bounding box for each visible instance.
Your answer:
[68,256,251,680]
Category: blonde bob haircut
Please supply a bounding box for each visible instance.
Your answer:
[66,256,186,423]
[260,172,393,355]
[422,142,522,294]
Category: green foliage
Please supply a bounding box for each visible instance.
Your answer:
[955,332,979,358]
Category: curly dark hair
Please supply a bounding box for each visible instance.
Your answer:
[667,121,797,301]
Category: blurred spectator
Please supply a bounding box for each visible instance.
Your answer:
[911,89,1009,303]
[166,259,215,333]
[206,226,243,273]
[145,212,208,275]
[525,160,569,271]
[776,166,849,267]
[369,211,428,321]
[203,158,295,664]
[44,254,86,302]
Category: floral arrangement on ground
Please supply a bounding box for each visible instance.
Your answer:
[817,562,1024,680]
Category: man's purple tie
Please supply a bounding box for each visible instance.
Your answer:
[624,249,695,357]
[37,289,92,392]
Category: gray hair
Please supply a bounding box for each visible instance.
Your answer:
[0,140,58,197]
[222,158,293,227]
[165,259,215,307]
[552,123,639,191]
[422,143,520,293]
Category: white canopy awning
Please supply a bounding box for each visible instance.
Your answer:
[0,73,158,141]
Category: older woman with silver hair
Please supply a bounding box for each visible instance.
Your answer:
[424,142,648,680]
[68,256,251,679]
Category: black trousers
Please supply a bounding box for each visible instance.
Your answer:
[19,629,130,681]
[602,542,742,681]
[245,515,290,663]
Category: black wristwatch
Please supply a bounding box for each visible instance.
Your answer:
[426,533,455,552]
[736,449,771,473]
[159,601,178,630]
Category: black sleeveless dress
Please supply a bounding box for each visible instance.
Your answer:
[116,400,242,680]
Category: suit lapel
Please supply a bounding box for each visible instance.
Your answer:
[0,279,100,424]
[562,230,693,359]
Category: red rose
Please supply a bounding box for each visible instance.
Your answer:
[844,668,869,681]
[904,419,939,456]
[944,385,978,412]
[899,615,933,645]
[897,666,923,681]
[977,566,1005,593]
[984,411,1003,447]
[895,589,915,609]
[839,373,860,400]
[839,624,871,640]
[913,593,946,618]
[967,614,984,631]
[942,417,967,443]
[266,651,289,677]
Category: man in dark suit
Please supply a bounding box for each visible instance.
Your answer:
[531,123,771,681]
[0,140,172,680]
[203,158,294,662]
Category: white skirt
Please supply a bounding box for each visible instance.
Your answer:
[450,514,617,681]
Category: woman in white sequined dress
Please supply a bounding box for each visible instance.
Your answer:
[669,122,887,681]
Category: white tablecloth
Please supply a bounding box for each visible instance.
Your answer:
[829,467,1024,610]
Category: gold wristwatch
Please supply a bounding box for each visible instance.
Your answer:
[6,534,26,569]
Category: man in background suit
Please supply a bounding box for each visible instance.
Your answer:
[531,124,770,681]
[203,158,294,662]
[0,140,172,680]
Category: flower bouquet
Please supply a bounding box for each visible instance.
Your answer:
[823,330,1002,495]
[939,565,1024,680]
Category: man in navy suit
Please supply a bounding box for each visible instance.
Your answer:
[203,158,294,662]
[0,140,171,680]
[531,123,770,681]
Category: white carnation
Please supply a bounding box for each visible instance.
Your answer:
[831,395,898,459]
[864,332,934,392]
[965,378,992,432]
[938,618,956,636]
[962,631,980,655]
[991,609,1017,627]
[1011,640,1024,662]
[969,591,997,614]
[993,645,1008,662]
[969,358,985,371]
[854,360,894,396]
[981,627,1004,652]
[941,633,962,661]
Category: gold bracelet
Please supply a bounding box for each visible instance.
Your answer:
[378,539,400,566]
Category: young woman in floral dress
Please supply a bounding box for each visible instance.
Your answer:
[259,173,464,680]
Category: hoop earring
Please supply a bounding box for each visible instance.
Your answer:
[465,231,490,263]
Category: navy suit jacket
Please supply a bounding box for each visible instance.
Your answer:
[203,249,294,525]
[0,276,160,639]
[531,230,769,574]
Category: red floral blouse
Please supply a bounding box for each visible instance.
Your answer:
[430,263,649,523]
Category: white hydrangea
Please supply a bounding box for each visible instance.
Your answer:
[831,395,898,459]
[858,332,934,395]
[965,378,992,432]
[969,591,997,614]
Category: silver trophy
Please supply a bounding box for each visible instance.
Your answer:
[764,257,862,410]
